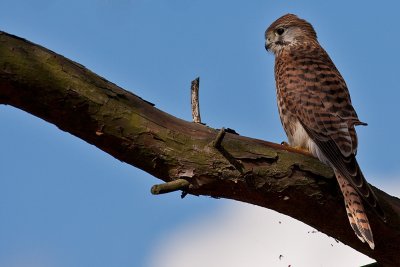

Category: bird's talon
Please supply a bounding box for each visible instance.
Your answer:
[281,141,289,146]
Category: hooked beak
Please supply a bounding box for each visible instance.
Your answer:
[265,41,271,51]
[265,40,271,52]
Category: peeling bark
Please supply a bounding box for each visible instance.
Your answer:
[0,31,399,266]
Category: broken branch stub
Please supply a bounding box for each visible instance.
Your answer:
[191,77,201,123]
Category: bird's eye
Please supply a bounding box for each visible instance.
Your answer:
[276,28,285,35]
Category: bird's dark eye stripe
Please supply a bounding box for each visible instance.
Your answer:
[276,28,285,35]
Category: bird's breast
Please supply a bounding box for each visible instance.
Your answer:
[282,113,311,150]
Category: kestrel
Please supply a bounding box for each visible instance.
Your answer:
[265,14,385,249]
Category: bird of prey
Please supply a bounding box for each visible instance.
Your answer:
[264,14,385,249]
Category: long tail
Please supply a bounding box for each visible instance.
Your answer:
[335,171,375,249]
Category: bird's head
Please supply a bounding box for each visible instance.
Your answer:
[265,14,317,55]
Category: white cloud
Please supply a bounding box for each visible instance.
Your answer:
[147,202,374,267]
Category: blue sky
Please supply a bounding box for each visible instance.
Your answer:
[1,1,399,266]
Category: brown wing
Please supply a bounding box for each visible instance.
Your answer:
[275,43,385,220]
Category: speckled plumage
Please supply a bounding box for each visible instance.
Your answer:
[265,14,385,249]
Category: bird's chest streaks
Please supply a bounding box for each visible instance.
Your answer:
[275,86,312,149]
[275,50,314,148]
[275,89,320,157]
[274,47,332,151]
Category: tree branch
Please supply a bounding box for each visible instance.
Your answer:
[190,77,201,124]
[0,31,399,266]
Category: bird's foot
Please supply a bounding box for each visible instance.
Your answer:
[281,141,312,156]
[292,146,312,155]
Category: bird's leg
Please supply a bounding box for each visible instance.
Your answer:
[292,146,312,155]
[281,141,312,156]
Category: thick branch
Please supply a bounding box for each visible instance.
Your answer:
[0,31,399,266]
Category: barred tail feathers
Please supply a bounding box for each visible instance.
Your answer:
[335,171,375,249]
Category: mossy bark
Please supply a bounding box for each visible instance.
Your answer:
[1,31,399,266]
